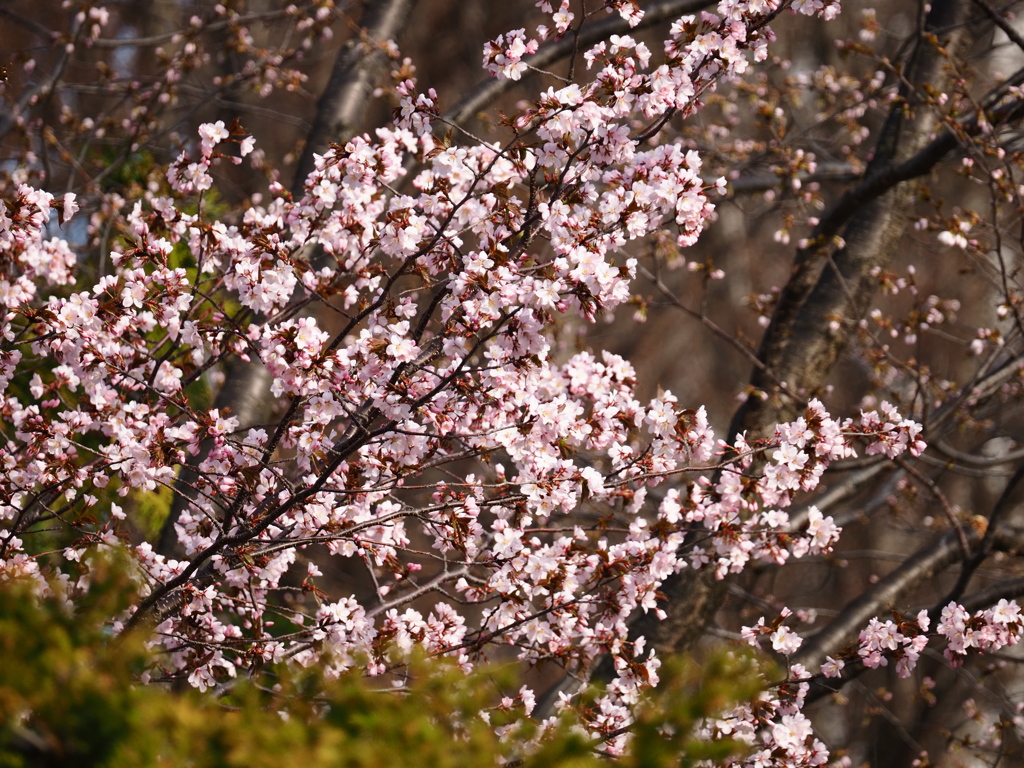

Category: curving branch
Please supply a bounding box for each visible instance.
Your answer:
[793,528,979,672]
[960,575,1024,613]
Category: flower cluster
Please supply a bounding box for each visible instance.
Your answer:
[937,600,1023,663]
[744,599,1022,691]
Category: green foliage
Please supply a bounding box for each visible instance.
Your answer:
[0,555,766,767]
[0,551,147,767]
[623,652,767,768]
[128,484,175,542]
[91,148,157,196]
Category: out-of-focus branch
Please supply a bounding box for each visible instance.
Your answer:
[800,521,1024,704]
[793,527,979,672]
[939,460,1024,605]
[960,576,1024,613]
[971,0,1024,55]
[786,460,892,530]
[725,162,861,196]
[90,7,305,49]
[291,0,417,193]
[934,440,1024,466]
[0,6,56,40]
[0,15,79,143]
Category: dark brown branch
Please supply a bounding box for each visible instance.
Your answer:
[0,7,58,40]
[90,7,305,49]
[971,0,1024,55]
[939,460,1024,605]
[0,14,81,143]
[729,0,983,441]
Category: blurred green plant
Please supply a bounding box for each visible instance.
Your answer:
[0,552,766,767]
